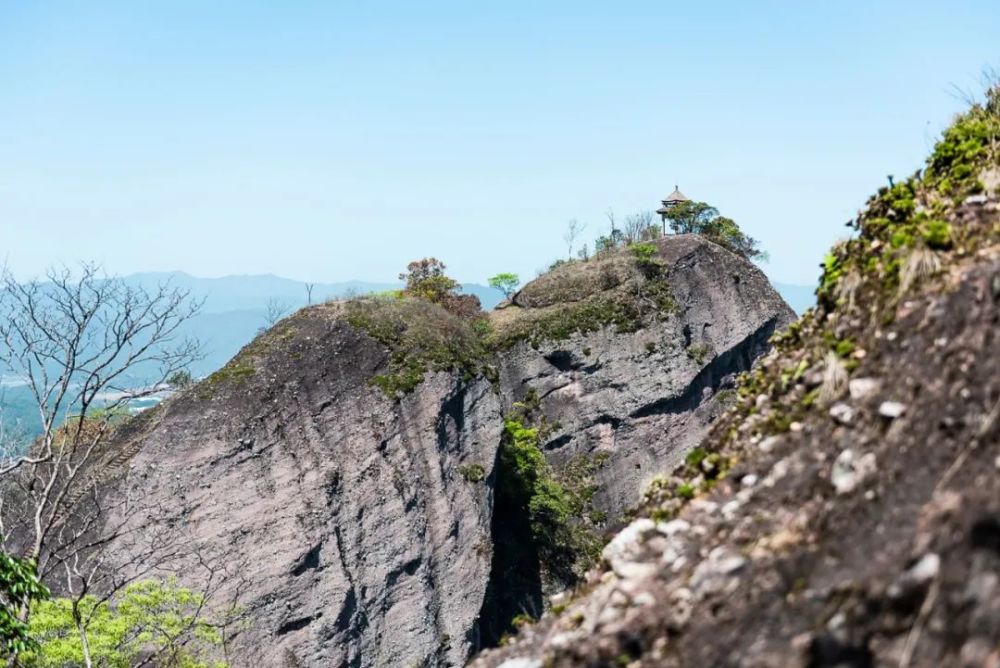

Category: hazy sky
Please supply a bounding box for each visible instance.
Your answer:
[2,2,997,286]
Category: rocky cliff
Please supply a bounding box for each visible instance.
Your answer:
[79,234,791,666]
[472,88,1000,668]
[111,314,505,667]
[496,234,793,519]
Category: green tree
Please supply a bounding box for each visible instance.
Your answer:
[21,579,229,668]
[399,258,459,304]
[661,201,766,261]
[399,258,481,318]
[661,200,718,235]
[0,553,49,657]
[488,273,520,299]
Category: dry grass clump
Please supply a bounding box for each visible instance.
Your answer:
[819,351,849,405]
[899,247,942,296]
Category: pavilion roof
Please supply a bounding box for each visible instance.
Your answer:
[662,186,689,204]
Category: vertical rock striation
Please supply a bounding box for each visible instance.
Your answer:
[114,314,504,667]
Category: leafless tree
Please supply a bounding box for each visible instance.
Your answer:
[0,263,210,663]
[304,283,315,306]
[264,297,293,327]
[563,219,586,259]
[622,210,656,243]
[604,208,617,235]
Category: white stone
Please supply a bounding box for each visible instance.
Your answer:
[615,561,658,580]
[831,449,878,495]
[633,591,656,607]
[762,457,792,488]
[656,519,691,536]
[498,659,542,668]
[722,499,743,520]
[602,518,656,578]
[741,474,759,488]
[548,632,579,650]
[689,499,719,515]
[759,435,781,453]
[690,547,748,596]
[848,377,880,401]
[907,553,940,584]
[829,402,855,425]
[878,401,907,419]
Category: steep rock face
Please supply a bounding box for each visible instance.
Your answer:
[87,235,792,667]
[471,92,1000,668]
[497,235,795,517]
[112,312,504,667]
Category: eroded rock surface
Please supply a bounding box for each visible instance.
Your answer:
[115,314,504,667]
[90,235,791,667]
[498,235,794,517]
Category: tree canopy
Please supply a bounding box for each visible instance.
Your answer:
[400,258,481,317]
[660,201,766,261]
[20,580,228,668]
[488,273,520,299]
[399,258,460,303]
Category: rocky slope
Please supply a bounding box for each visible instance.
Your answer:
[72,234,791,667]
[472,89,1000,667]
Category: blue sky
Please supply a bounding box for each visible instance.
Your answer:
[1,1,997,287]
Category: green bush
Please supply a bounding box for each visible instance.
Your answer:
[921,219,953,249]
[20,580,228,668]
[166,370,194,389]
[457,464,486,482]
[629,242,658,265]
[660,201,766,261]
[687,343,711,364]
[495,403,604,585]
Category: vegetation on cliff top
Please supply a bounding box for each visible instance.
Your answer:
[640,81,1000,525]
[660,200,767,261]
[484,241,677,350]
[346,243,680,398]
